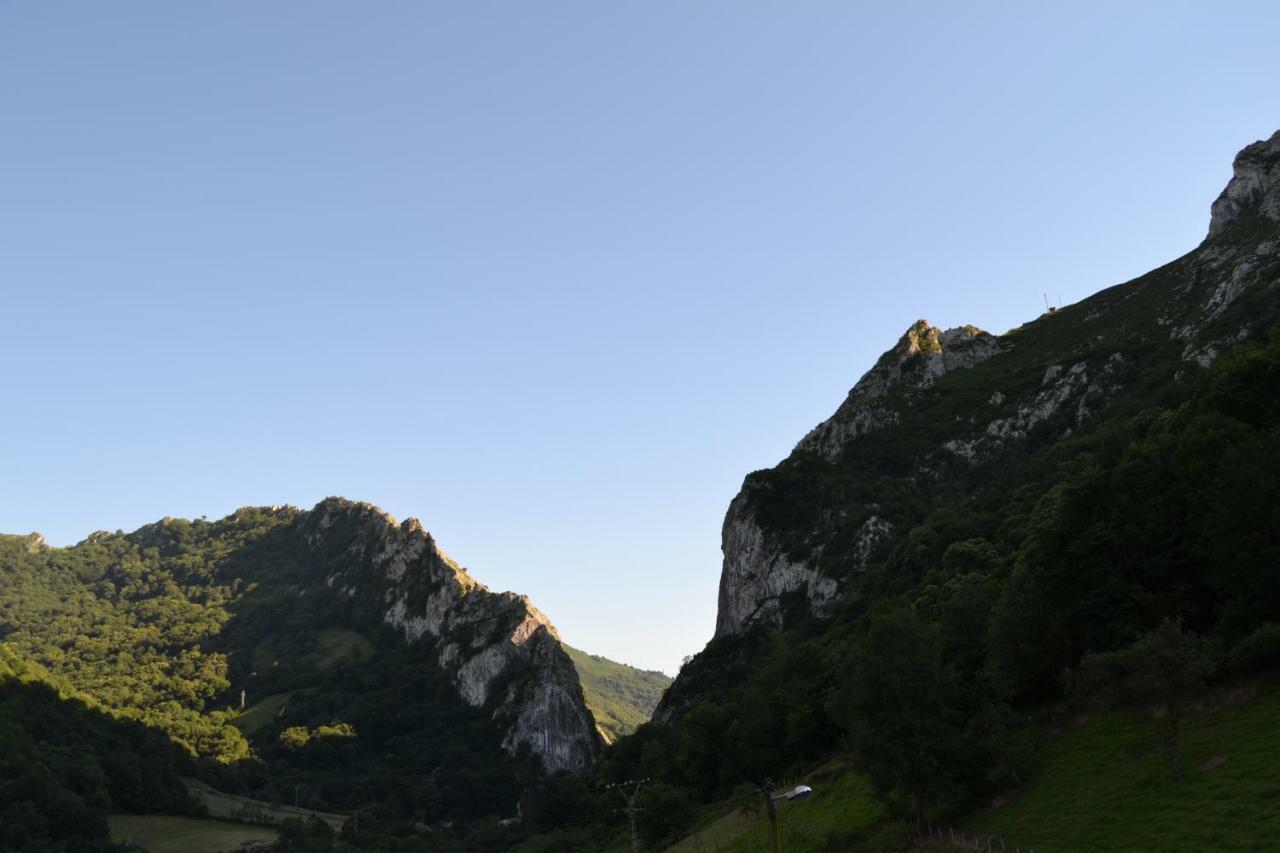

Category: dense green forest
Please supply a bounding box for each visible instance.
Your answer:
[0,646,194,852]
[0,510,569,850]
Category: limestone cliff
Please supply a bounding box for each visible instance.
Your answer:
[706,131,1280,643]
[299,498,602,772]
[795,322,1003,462]
[1209,130,1280,238]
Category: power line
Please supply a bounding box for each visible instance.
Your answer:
[604,778,649,853]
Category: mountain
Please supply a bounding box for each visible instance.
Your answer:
[661,130,1280,712]
[552,130,1280,849]
[562,645,672,742]
[0,497,603,837]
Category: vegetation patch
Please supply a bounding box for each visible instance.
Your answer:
[232,690,297,735]
[564,644,672,740]
[965,677,1280,853]
[666,763,885,853]
[109,814,277,853]
[310,629,374,669]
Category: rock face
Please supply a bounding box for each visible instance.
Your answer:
[1209,130,1280,237]
[796,322,1003,461]
[707,131,1280,646]
[302,499,602,772]
[715,493,836,637]
[713,321,996,638]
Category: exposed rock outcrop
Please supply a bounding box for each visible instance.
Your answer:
[715,493,836,637]
[303,499,602,772]
[1209,130,1280,238]
[713,321,997,638]
[708,132,1280,652]
[714,494,893,638]
[796,321,1002,461]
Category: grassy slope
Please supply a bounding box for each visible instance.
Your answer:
[965,677,1280,853]
[186,778,348,830]
[665,760,892,853]
[109,815,277,853]
[233,629,372,734]
[665,677,1280,853]
[231,690,296,735]
[564,644,672,740]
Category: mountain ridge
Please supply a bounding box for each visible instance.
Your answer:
[1,502,674,848]
[655,129,1280,740]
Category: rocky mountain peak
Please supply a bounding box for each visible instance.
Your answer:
[850,320,1000,401]
[1209,130,1280,238]
[795,320,1001,461]
[302,497,601,772]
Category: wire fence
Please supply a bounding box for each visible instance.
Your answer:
[917,824,1031,852]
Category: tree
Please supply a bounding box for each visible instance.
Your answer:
[1068,619,1216,779]
[279,726,311,751]
[835,607,975,825]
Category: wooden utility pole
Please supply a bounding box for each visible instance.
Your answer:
[605,778,648,853]
[761,781,782,853]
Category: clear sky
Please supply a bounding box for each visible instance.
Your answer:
[2,2,1278,674]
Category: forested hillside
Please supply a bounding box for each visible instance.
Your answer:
[0,501,602,850]
[563,645,671,741]
[0,645,195,852]
[510,131,1280,851]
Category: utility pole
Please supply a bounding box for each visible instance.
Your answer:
[604,778,648,853]
[761,780,782,853]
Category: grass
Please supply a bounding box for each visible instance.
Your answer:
[563,644,671,741]
[250,629,373,676]
[666,760,887,853]
[186,777,348,832]
[231,690,296,735]
[236,631,373,736]
[966,677,1280,853]
[311,628,374,668]
[108,814,278,853]
[661,677,1280,853]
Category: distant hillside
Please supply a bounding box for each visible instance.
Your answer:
[564,645,671,741]
[0,498,601,846]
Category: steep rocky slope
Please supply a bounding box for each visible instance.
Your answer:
[1,498,603,775]
[294,498,602,771]
[663,129,1280,715]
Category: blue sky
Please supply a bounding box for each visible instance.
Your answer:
[2,2,1277,674]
